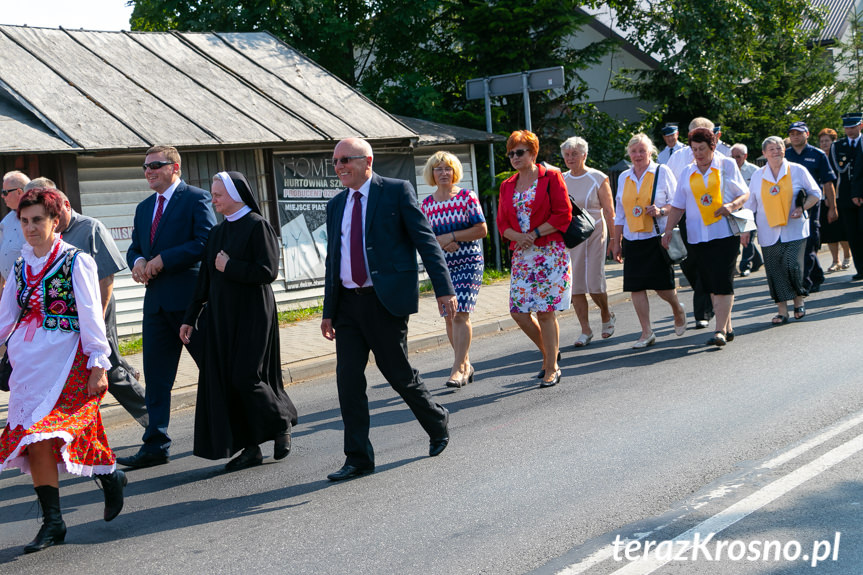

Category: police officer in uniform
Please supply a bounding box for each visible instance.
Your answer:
[831,113,863,280]
[786,121,836,292]
[657,123,685,165]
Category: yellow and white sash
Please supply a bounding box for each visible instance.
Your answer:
[622,171,655,233]
[690,168,723,226]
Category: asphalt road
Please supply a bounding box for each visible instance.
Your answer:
[1,271,862,574]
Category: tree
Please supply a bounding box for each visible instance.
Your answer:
[599,0,836,149]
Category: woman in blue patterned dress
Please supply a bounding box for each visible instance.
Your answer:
[497,131,572,388]
[420,152,487,388]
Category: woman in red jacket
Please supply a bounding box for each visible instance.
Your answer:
[497,130,572,387]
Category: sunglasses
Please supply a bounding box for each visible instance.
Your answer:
[332,155,366,165]
[143,161,175,171]
[1,187,21,197]
[507,149,529,159]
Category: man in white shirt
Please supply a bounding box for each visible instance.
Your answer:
[0,170,29,295]
[657,123,685,165]
[730,144,762,276]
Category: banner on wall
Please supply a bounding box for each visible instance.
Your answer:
[274,152,416,289]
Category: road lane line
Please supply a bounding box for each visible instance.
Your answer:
[761,409,863,469]
[606,432,863,574]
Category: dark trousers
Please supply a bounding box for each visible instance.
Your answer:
[141,307,205,455]
[802,203,824,290]
[678,227,714,322]
[334,287,447,468]
[839,197,863,276]
[104,296,148,427]
[739,231,763,273]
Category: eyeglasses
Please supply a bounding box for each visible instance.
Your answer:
[433,166,454,173]
[1,187,21,197]
[143,161,175,171]
[332,155,367,165]
[507,149,529,159]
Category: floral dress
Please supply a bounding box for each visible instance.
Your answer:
[421,189,485,313]
[509,181,572,312]
[0,237,113,477]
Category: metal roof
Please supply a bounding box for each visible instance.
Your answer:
[395,115,505,146]
[803,0,858,42]
[0,26,414,154]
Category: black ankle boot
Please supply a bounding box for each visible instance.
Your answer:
[96,469,127,522]
[24,485,66,554]
[274,423,292,460]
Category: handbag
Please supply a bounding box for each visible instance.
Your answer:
[650,166,688,264]
[719,171,757,235]
[0,284,35,393]
[547,179,596,249]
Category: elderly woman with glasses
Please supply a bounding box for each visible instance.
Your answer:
[742,136,822,324]
[560,136,616,347]
[497,130,572,387]
[420,152,487,388]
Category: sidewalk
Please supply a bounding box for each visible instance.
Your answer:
[1,262,627,429]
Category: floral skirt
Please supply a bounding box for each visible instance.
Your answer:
[510,241,572,313]
[0,345,115,477]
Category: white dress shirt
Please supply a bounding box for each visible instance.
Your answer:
[614,163,677,241]
[671,155,748,244]
[745,160,821,247]
[339,176,373,288]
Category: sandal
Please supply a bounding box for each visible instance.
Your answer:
[574,333,593,348]
[601,313,616,339]
[772,314,789,325]
[706,331,726,347]
[794,306,806,320]
[827,263,841,273]
[842,258,852,270]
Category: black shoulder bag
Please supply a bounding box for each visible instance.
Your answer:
[548,176,596,249]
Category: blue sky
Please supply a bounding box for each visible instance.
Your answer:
[0,0,134,31]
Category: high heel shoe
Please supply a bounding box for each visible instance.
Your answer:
[539,369,561,388]
[536,352,561,379]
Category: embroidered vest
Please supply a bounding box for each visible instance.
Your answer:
[15,248,82,333]
[689,168,723,226]
[622,171,655,233]
[760,172,793,228]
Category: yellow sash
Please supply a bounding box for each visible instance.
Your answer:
[622,171,655,232]
[689,168,723,226]
[760,172,792,227]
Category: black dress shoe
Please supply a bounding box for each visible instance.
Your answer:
[116,450,169,469]
[273,424,292,460]
[327,463,374,481]
[852,273,863,281]
[225,446,263,472]
[96,469,127,522]
[429,408,450,457]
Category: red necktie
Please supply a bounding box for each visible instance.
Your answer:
[151,195,165,244]
[350,191,367,286]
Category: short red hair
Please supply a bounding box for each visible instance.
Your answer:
[507,130,540,156]
[17,188,64,220]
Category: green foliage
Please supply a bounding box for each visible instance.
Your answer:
[600,0,837,151]
[119,336,143,356]
[278,302,323,324]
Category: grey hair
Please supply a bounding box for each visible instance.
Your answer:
[731,143,748,155]
[762,136,785,151]
[688,117,714,132]
[560,136,588,155]
[626,133,657,158]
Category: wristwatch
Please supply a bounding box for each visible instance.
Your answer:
[533,228,541,238]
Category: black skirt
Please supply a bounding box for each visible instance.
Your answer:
[820,199,846,243]
[692,235,740,295]
[622,236,675,292]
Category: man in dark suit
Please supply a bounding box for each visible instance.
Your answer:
[832,113,863,280]
[320,138,457,481]
[118,145,216,468]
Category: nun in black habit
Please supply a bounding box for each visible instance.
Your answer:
[181,171,298,472]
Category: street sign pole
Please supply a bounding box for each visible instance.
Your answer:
[484,79,502,271]
[522,73,531,132]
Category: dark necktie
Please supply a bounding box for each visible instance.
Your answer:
[350,191,367,286]
[151,195,165,245]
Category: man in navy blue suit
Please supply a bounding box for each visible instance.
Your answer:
[117,145,216,469]
[321,138,456,481]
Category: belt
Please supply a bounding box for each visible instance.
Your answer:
[340,284,375,295]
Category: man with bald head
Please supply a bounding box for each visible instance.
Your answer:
[0,170,29,294]
[321,137,456,481]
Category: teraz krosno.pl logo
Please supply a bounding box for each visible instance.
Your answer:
[613,532,841,567]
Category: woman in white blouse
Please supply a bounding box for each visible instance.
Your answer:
[663,127,750,347]
[0,188,126,553]
[560,136,616,347]
[743,136,822,324]
[612,133,687,349]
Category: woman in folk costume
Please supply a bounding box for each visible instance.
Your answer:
[181,171,298,472]
[0,188,126,554]
[612,133,687,349]
[663,127,750,347]
[743,137,822,324]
